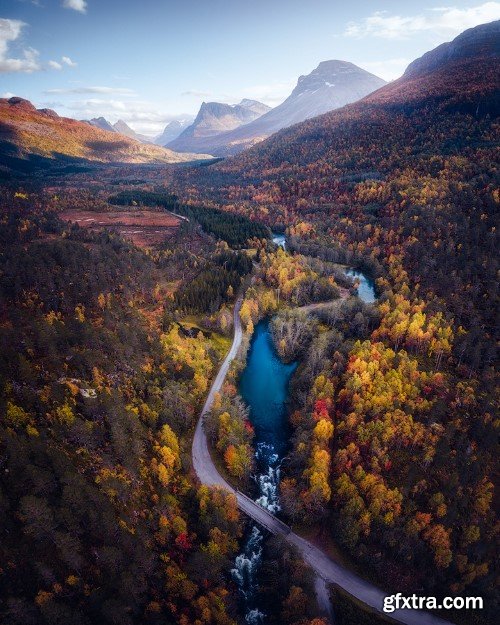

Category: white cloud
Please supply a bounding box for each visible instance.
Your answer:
[1,91,16,98]
[62,0,87,13]
[181,90,213,98]
[47,56,77,70]
[345,2,500,40]
[0,18,41,73]
[44,86,136,95]
[68,98,129,112]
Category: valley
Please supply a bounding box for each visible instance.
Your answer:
[0,11,498,625]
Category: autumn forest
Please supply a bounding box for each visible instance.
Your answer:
[0,13,499,625]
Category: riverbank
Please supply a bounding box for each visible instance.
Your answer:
[191,294,452,625]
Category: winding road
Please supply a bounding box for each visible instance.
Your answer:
[192,299,451,625]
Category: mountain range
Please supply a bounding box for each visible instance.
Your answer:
[2,22,497,174]
[0,99,210,173]
[168,61,386,155]
[86,117,152,144]
[167,99,271,153]
[52,62,386,159]
[85,116,197,146]
[208,20,499,181]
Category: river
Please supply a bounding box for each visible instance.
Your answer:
[345,268,376,303]
[232,319,297,623]
[232,267,374,622]
[272,233,286,250]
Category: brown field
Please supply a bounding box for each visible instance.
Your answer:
[59,209,180,247]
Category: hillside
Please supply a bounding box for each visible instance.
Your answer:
[167,99,271,153]
[193,22,498,184]
[184,61,386,156]
[182,20,500,347]
[0,98,210,173]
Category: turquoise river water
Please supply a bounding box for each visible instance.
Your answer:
[231,262,375,623]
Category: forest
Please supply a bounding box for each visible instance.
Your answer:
[1,19,498,625]
[163,32,499,625]
[0,185,334,625]
[108,190,271,247]
[0,188,250,625]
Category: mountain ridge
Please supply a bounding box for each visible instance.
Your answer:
[87,116,116,133]
[170,60,386,156]
[404,19,500,78]
[215,20,499,175]
[167,99,271,152]
[0,97,212,173]
[113,119,152,144]
[154,118,194,146]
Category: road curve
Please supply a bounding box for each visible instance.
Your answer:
[192,300,451,625]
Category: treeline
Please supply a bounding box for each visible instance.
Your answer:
[287,237,383,293]
[205,391,255,482]
[108,189,177,208]
[174,204,271,247]
[108,189,270,247]
[171,250,253,314]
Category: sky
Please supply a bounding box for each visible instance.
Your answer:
[1,0,499,136]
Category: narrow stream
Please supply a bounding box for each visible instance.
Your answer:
[272,233,286,250]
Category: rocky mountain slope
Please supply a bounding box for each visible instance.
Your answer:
[86,116,116,133]
[175,61,386,156]
[167,99,271,153]
[86,117,152,143]
[113,119,151,144]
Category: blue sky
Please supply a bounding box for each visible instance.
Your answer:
[1,0,499,135]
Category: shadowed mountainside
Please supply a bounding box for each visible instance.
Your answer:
[0,98,211,173]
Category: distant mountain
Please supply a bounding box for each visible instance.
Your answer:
[193,21,499,191]
[172,61,386,156]
[0,98,212,173]
[154,118,194,146]
[275,60,386,124]
[87,116,117,133]
[167,99,271,153]
[113,119,151,143]
[85,118,151,143]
